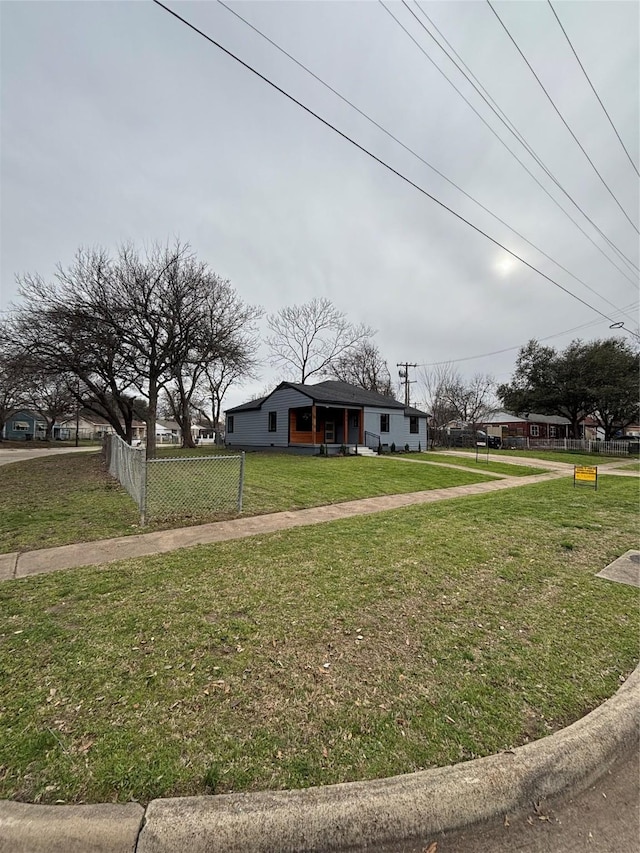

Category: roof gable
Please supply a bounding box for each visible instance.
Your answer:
[226,380,429,416]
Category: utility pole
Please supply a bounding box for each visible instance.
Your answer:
[397,362,418,407]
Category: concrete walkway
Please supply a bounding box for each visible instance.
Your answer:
[2,469,567,581]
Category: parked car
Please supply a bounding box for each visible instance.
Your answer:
[476,430,502,449]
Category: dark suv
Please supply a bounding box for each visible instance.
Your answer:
[476,430,501,449]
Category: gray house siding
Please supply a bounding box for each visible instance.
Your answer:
[363,408,426,450]
[226,388,312,448]
[396,414,428,450]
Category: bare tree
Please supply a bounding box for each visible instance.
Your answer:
[447,373,497,426]
[0,338,24,440]
[194,353,261,444]
[21,364,76,440]
[329,341,393,395]
[9,242,260,456]
[266,297,374,383]
[164,280,262,448]
[6,262,142,444]
[418,365,495,445]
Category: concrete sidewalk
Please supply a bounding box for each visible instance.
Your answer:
[1,469,566,581]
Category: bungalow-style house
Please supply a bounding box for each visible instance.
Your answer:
[481,410,571,440]
[156,419,180,444]
[2,410,47,441]
[56,410,147,442]
[225,380,429,454]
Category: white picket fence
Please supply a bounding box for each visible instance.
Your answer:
[527,438,638,456]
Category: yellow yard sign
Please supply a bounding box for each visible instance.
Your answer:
[574,465,598,490]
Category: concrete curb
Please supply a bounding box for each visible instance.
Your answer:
[137,664,639,852]
[0,801,145,853]
[1,669,637,853]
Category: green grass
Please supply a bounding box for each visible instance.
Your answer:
[0,452,495,554]
[487,448,636,466]
[412,452,546,477]
[0,476,637,804]
[0,453,140,553]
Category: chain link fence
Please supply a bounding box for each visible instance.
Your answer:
[104,436,245,524]
[105,434,146,512]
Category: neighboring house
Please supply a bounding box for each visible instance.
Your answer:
[56,410,147,442]
[225,380,429,454]
[581,416,604,441]
[481,410,571,440]
[156,419,180,443]
[619,423,640,438]
[3,410,47,441]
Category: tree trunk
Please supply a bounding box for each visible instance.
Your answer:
[146,379,158,458]
[180,395,196,449]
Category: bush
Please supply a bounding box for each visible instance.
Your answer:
[319,444,325,456]
[377,442,383,455]
[391,442,396,453]
[340,443,347,456]
[418,442,421,452]
[405,443,410,452]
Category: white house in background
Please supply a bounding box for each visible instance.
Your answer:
[156,419,180,443]
[225,380,429,454]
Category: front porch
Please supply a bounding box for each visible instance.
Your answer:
[289,405,363,449]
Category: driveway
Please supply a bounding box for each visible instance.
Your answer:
[0,445,98,468]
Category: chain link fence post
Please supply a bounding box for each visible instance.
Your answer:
[237,451,245,513]
[140,449,148,527]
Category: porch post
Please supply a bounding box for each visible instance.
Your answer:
[359,408,364,443]
[312,404,316,446]
[343,409,348,447]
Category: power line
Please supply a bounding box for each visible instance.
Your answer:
[151,0,633,333]
[379,2,639,286]
[547,0,640,179]
[409,0,640,280]
[418,302,640,367]
[487,0,639,235]
[217,0,637,324]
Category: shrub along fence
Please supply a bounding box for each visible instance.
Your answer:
[104,435,245,524]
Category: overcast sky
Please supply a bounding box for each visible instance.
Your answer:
[1,0,638,410]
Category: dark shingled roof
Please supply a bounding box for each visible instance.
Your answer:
[227,381,429,416]
[226,395,269,413]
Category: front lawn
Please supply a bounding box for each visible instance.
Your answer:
[411,452,546,477]
[0,452,495,554]
[0,476,637,804]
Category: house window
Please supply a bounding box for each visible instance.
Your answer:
[530,424,539,437]
[227,415,234,434]
[380,413,390,433]
[409,416,419,434]
[296,409,312,431]
[268,411,277,432]
[549,425,557,437]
